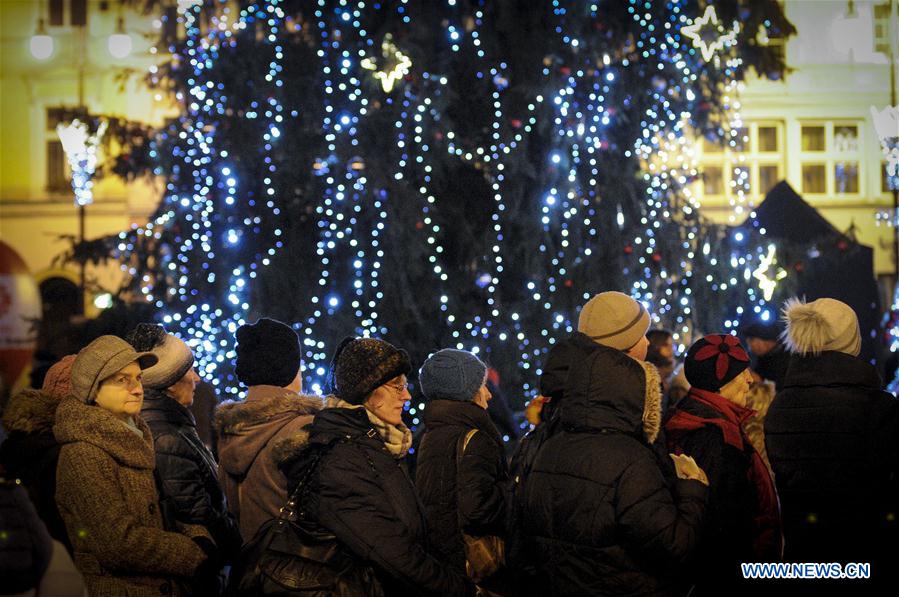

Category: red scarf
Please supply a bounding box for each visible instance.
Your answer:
[666,388,783,560]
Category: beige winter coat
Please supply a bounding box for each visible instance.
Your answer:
[53,396,208,597]
[214,386,322,540]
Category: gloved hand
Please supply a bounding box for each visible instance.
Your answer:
[669,453,709,486]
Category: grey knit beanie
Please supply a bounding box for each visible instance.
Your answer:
[332,337,411,405]
[578,291,651,351]
[71,336,157,404]
[419,349,488,402]
[126,324,194,390]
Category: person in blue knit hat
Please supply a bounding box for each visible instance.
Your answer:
[414,349,509,589]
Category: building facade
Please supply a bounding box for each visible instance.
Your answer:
[698,0,897,288]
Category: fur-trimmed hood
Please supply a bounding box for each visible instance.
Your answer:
[2,388,61,435]
[561,332,662,445]
[214,386,322,478]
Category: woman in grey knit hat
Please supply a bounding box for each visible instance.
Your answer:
[414,348,509,590]
[128,323,242,594]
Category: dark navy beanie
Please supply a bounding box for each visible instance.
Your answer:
[419,349,488,402]
[235,318,301,387]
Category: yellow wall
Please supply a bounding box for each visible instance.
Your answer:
[0,0,175,313]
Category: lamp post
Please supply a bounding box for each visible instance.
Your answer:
[57,118,107,305]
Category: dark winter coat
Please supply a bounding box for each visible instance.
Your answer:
[215,386,322,541]
[519,333,707,596]
[415,399,508,572]
[142,389,242,560]
[765,351,899,567]
[755,344,790,390]
[665,388,782,594]
[0,388,70,551]
[289,405,474,596]
[53,396,208,596]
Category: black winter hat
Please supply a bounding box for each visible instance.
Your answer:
[684,334,750,392]
[740,319,784,342]
[235,318,301,387]
[331,337,411,405]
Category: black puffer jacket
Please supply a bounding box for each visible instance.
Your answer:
[415,399,508,572]
[295,406,474,596]
[520,333,707,596]
[765,352,899,566]
[141,390,242,561]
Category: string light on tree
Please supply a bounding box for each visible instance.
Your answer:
[57,119,108,206]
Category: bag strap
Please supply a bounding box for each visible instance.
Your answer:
[455,429,479,531]
[278,431,371,523]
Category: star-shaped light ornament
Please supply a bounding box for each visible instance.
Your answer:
[361,34,412,93]
[752,244,788,301]
[682,5,738,62]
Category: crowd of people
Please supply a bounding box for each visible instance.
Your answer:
[1,291,898,596]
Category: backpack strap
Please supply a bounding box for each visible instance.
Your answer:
[455,428,479,529]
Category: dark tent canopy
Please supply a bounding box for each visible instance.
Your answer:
[741,181,882,366]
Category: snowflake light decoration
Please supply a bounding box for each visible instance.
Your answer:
[682,5,738,62]
[361,33,411,92]
[752,244,787,301]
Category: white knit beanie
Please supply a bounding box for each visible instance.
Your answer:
[782,297,861,357]
[577,291,651,351]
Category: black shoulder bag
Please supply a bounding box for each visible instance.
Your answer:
[226,439,383,597]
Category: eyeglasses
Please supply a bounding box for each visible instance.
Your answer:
[385,381,411,396]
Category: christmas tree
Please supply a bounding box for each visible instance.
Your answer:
[102,0,793,409]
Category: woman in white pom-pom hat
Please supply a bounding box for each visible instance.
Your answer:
[765,297,899,589]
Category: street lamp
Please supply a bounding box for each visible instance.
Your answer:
[29,18,53,60]
[108,16,132,59]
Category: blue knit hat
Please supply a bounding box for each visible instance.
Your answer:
[419,349,488,402]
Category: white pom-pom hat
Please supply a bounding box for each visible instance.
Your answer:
[781,297,861,357]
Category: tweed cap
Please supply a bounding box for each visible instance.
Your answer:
[41,354,77,400]
[126,324,194,390]
[578,291,651,351]
[419,349,487,402]
[332,337,411,405]
[235,318,301,387]
[71,336,157,404]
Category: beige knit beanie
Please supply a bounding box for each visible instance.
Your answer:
[782,297,861,357]
[577,291,651,351]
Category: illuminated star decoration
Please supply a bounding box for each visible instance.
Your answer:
[752,244,787,301]
[681,5,738,62]
[361,33,412,92]
[56,119,108,206]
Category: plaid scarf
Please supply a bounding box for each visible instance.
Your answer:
[324,396,412,458]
